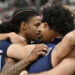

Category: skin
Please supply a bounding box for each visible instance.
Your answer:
[51,31,75,67]
[38,22,62,43]
[0,11,75,75]
[38,23,75,74]
[18,16,42,43]
[26,58,75,75]
[0,23,75,75]
[6,16,45,60]
[20,24,75,75]
[38,23,75,68]
[1,25,75,75]
[20,31,75,75]
[0,32,26,46]
[0,15,48,75]
[0,44,48,75]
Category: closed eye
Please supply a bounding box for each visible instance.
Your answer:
[35,23,41,27]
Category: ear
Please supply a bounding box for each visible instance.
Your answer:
[21,21,26,30]
[44,22,49,28]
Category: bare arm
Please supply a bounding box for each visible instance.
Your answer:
[7,44,48,60]
[0,33,9,40]
[26,58,75,75]
[52,30,75,67]
[51,58,75,75]
[1,44,48,75]
[7,44,36,60]
[1,57,33,75]
[0,32,26,45]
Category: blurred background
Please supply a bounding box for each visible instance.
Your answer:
[0,0,75,22]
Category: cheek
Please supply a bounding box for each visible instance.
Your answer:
[30,27,37,35]
[30,26,37,31]
[43,30,51,39]
[41,30,47,39]
[42,29,48,36]
[32,28,37,33]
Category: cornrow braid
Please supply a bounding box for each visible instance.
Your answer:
[11,10,32,19]
[0,8,39,33]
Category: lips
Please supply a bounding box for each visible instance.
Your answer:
[36,32,41,38]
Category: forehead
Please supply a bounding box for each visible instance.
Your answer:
[29,16,42,23]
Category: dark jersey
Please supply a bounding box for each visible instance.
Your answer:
[0,40,12,70]
[27,38,62,73]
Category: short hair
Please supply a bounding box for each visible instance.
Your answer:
[42,4,74,36]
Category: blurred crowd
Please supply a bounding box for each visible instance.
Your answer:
[0,0,75,21]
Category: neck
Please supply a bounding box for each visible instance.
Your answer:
[56,33,62,38]
[18,32,29,44]
[51,32,62,42]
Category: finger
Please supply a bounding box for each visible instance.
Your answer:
[37,44,48,48]
[38,51,46,56]
[38,47,48,52]
[41,44,48,48]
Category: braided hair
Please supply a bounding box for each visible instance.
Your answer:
[0,8,39,33]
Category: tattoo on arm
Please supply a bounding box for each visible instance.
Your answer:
[1,57,32,75]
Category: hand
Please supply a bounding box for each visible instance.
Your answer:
[8,32,27,46]
[28,44,48,62]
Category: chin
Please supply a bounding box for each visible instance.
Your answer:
[33,38,39,41]
[42,38,51,43]
[41,39,47,43]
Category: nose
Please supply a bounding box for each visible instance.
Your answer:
[38,30,41,34]
[38,26,42,32]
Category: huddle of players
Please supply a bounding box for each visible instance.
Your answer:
[0,4,75,75]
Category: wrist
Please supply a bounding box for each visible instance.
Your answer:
[5,33,10,39]
[7,32,12,38]
[24,56,34,64]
